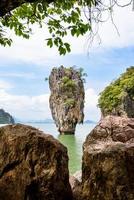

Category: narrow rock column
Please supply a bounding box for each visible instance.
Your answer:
[49,66,85,134]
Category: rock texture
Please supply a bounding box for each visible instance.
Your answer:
[121,93,134,118]
[0,109,14,124]
[101,93,134,118]
[81,116,134,200]
[0,124,73,200]
[49,66,84,134]
[69,171,82,200]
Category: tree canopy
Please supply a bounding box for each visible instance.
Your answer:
[0,0,133,54]
[98,66,134,115]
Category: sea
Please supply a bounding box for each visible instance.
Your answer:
[0,123,96,174]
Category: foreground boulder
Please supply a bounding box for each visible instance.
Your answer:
[0,124,73,200]
[69,171,82,200]
[81,116,134,200]
[49,66,84,134]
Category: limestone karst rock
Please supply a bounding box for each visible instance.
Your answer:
[0,109,14,124]
[49,66,85,134]
[98,66,134,118]
[0,124,73,200]
[80,116,134,200]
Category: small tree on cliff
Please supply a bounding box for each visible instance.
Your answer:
[0,1,134,54]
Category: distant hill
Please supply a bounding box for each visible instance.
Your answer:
[16,118,54,124]
[0,109,15,124]
[84,120,96,124]
[16,118,95,124]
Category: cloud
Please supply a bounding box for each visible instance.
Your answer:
[97,6,134,49]
[0,89,50,120]
[0,72,36,79]
[85,88,100,121]
[0,80,13,90]
[0,88,100,121]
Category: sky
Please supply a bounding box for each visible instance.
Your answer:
[0,5,134,122]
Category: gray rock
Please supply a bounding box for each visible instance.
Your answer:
[49,66,85,134]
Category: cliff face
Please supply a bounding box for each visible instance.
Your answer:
[49,66,85,134]
[98,67,134,118]
[0,109,14,124]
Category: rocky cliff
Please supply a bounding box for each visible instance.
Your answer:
[0,124,73,200]
[98,67,134,118]
[49,66,85,134]
[79,116,134,200]
[0,109,14,124]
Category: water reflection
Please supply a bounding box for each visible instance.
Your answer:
[58,135,81,174]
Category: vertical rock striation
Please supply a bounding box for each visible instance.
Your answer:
[49,66,85,134]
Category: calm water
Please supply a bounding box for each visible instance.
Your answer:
[25,123,96,174]
[0,123,96,174]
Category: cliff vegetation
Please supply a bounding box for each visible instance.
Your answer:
[98,66,134,117]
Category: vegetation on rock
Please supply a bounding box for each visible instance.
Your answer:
[49,66,85,134]
[0,109,14,124]
[58,66,86,107]
[98,66,134,116]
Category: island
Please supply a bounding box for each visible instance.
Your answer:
[49,66,85,135]
[0,109,15,124]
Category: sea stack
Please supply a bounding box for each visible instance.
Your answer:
[0,109,14,124]
[49,66,85,134]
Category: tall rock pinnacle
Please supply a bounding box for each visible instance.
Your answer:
[49,66,85,134]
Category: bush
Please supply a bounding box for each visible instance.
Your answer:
[98,66,134,113]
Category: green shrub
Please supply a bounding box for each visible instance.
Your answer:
[64,98,75,107]
[98,66,134,113]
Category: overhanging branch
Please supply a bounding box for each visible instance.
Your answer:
[0,0,54,17]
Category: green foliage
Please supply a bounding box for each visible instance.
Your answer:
[56,66,85,107]
[61,75,76,93]
[64,98,75,107]
[44,77,49,81]
[76,67,88,83]
[0,0,94,54]
[98,66,134,113]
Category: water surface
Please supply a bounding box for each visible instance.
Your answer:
[26,123,96,174]
[0,123,96,174]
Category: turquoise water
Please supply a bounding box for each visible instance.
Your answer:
[25,123,96,174]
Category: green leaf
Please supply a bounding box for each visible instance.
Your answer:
[47,39,53,48]
[64,43,71,52]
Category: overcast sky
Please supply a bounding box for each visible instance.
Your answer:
[0,5,134,121]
